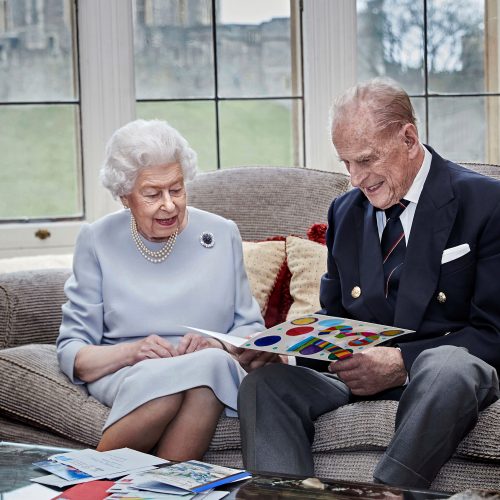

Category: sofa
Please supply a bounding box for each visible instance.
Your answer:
[1,165,500,494]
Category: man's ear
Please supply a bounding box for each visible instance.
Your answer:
[401,123,420,159]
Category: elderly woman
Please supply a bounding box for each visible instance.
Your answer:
[56,119,264,460]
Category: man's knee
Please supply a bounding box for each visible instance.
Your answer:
[412,345,498,391]
[239,363,293,401]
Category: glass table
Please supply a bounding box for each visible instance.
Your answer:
[1,441,494,499]
[0,441,74,495]
[225,473,451,500]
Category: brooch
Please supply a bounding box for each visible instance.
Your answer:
[200,232,215,248]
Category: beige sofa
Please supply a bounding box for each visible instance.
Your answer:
[1,165,500,493]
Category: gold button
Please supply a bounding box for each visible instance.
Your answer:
[437,292,447,303]
[351,286,361,299]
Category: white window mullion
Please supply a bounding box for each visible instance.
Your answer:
[302,0,356,172]
[79,0,136,222]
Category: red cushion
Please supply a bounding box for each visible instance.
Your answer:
[261,225,327,327]
[264,259,293,328]
[307,223,327,245]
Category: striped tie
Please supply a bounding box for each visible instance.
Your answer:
[381,199,410,308]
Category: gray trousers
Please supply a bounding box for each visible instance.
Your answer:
[238,346,499,489]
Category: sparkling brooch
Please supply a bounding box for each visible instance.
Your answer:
[200,232,215,248]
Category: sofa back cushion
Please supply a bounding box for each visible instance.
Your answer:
[0,269,70,348]
[187,166,350,241]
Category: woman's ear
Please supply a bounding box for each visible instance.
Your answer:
[120,196,129,209]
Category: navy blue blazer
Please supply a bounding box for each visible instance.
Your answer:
[315,147,500,375]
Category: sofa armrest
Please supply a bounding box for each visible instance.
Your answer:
[0,269,71,348]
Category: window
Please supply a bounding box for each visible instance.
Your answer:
[0,0,81,222]
[2,1,497,257]
[357,0,500,164]
[133,0,304,171]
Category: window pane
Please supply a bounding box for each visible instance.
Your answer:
[410,96,427,143]
[0,0,77,102]
[136,100,217,171]
[217,0,300,98]
[427,0,485,93]
[219,99,301,168]
[357,0,425,94]
[0,105,81,220]
[428,97,489,163]
[133,0,215,99]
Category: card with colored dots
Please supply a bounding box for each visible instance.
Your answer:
[186,314,414,362]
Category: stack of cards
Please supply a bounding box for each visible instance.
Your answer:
[32,448,168,488]
[31,450,249,500]
[105,460,249,499]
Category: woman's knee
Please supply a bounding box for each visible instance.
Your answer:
[196,347,236,369]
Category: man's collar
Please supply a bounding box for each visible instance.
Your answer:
[404,144,432,205]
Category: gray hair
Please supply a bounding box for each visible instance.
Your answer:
[100,119,198,198]
[330,78,417,139]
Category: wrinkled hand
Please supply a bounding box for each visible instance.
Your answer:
[177,333,221,355]
[129,334,178,364]
[235,347,283,372]
[328,347,407,396]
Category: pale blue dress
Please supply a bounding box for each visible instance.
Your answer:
[56,207,264,430]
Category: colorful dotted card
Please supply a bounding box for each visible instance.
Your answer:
[243,314,414,361]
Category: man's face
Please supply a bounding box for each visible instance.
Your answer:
[333,110,419,210]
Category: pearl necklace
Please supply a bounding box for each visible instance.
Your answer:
[130,214,177,263]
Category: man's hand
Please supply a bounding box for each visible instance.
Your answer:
[234,347,283,372]
[129,334,178,363]
[328,347,407,396]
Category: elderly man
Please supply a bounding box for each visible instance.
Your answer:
[237,78,500,488]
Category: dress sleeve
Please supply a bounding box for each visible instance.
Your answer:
[226,221,265,338]
[56,224,104,384]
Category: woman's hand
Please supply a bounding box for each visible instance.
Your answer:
[177,333,223,355]
[235,348,283,372]
[128,334,179,364]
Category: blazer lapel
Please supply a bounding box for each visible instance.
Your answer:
[394,151,458,330]
[357,200,394,326]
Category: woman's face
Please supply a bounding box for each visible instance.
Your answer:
[121,162,188,242]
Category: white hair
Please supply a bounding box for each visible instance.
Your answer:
[100,119,198,198]
[330,77,417,140]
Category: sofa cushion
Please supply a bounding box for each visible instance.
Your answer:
[242,240,286,316]
[0,269,71,348]
[0,344,107,446]
[0,414,83,449]
[206,398,500,462]
[285,236,327,320]
[186,166,350,241]
[1,343,499,464]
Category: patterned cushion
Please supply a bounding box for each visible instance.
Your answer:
[285,236,327,320]
[263,258,292,328]
[0,344,107,446]
[242,240,286,316]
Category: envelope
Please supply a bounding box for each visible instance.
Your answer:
[441,243,470,264]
